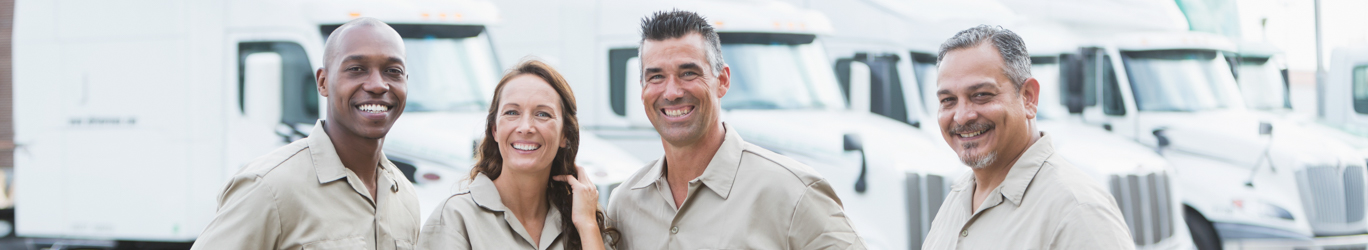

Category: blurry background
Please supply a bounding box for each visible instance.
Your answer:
[3,0,1368,249]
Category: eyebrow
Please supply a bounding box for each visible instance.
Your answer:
[678,63,703,71]
[938,82,999,96]
[341,55,406,65]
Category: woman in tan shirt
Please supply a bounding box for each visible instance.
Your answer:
[418,59,617,249]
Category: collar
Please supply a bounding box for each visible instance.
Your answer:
[308,120,399,184]
[469,173,564,249]
[996,131,1055,206]
[628,123,744,200]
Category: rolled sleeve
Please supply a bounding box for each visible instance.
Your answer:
[192,176,282,250]
[1050,202,1135,250]
[787,179,865,250]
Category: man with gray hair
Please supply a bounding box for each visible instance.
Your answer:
[922,25,1133,249]
[605,10,865,249]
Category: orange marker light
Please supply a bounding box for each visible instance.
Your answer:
[349,12,361,18]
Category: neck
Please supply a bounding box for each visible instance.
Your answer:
[971,130,1042,194]
[323,120,383,179]
[493,168,551,219]
[662,122,727,183]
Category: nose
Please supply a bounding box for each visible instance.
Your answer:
[362,70,390,95]
[515,113,535,135]
[660,76,686,102]
[951,102,979,126]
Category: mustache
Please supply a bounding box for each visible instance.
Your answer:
[949,120,995,135]
[654,94,699,107]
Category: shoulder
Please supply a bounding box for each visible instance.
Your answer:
[430,191,479,222]
[219,140,314,201]
[234,139,314,182]
[736,141,826,188]
[1033,157,1116,211]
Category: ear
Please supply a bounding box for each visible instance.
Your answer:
[316,68,330,98]
[715,65,731,98]
[1021,77,1040,119]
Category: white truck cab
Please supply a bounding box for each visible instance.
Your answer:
[1065,31,1368,249]
[13,0,640,246]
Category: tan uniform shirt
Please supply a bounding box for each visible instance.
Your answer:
[922,132,1134,250]
[193,121,422,250]
[606,123,865,250]
[416,173,573,249]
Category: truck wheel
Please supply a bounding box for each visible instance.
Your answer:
[1185,206,1222,250]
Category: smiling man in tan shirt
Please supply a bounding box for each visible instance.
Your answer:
[191,18,421,250]
[923,25,1133,249]
[604,10,864,249]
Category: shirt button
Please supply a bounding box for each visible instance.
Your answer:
[960,230,968,237]
[391,184,398,192]
[670,226,679,234]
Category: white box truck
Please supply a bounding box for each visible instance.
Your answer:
[12,0,641,247]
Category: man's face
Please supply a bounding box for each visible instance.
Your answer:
[639,33,729,147]
[935,42,1038,169]
[318,25,408,140]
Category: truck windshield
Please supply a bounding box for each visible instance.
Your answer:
[1122,50,1241,112]
[1237,56,1289,111]
[402,33,500,112]
[720,43,846,110]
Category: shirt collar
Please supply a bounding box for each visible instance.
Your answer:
[628,123,744,200]
[308,120,400,184]
[997,131,1055,206]
[469,172,565,249]
[309,120,349,184]
[469,173,508,211]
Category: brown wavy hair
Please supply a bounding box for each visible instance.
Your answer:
[470,59,618,248]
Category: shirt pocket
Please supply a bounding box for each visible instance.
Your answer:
[395,239,414,250]
[302,236,367,250]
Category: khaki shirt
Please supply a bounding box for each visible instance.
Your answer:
[606,123,865,249]
[193,121,422,250]
[416,173,572,249]
[922,132,1134,250]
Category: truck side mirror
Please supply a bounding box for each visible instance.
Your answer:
[1061,54,1086,113]
[1259,122,1274,135]
[1152,128,1171,155]
[844,134,868,193]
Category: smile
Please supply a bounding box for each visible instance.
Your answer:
[512,142,541,151]
[959,128,989,138]
[357,104,391,113]
[662,106,694,117]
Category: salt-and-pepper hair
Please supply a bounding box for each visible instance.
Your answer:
[639,10,726,76]
[937,25,1032,91]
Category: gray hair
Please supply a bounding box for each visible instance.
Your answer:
[937,25,1031,91]
[639,10,726,76]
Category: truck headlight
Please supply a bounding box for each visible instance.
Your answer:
[1234,199,1295,220]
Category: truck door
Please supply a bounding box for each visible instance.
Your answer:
[227,42,318,174]
[1079,47,1139,139]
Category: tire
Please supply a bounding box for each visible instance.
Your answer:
[1186,206,1223,250]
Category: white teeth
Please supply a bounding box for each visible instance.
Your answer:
[664,108,691,117]
[358,104,388,113]
[512,143,540,151]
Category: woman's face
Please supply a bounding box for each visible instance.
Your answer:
[494,74,566,176]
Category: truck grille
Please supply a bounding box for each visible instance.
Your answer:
[1109,173,1176,246]
[907,173,950,250]
[1295,165,1368,236]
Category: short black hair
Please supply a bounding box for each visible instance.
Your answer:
[639,10,725,75]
